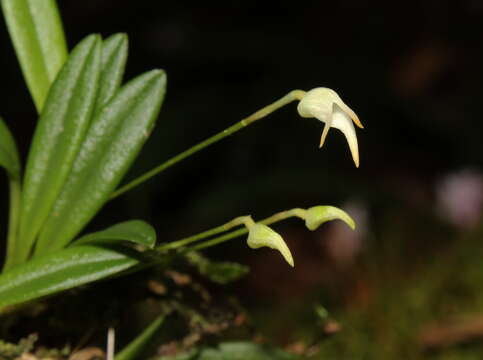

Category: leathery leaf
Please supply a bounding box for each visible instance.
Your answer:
[74,220,156,249]
[0,117,20,180]
[0,117,22,271]
[1,0,68,112]
[15,35,102,267]
[36,69,167,254]
[95,33,129,113]
[0,244,141,311]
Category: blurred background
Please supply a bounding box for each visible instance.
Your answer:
[3,0,483,358]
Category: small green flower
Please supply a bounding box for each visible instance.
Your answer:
[304,205,355,231]
[246,223,294,267]
[297,87,363,167]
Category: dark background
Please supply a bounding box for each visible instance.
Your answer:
[2,1,483,357]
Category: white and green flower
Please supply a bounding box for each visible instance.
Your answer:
[297,87,363,167]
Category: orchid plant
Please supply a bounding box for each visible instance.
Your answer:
[0,0,363,357]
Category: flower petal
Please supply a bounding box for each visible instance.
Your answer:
[338,101,363,129]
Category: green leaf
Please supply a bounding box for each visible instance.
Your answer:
[115,312,166,360]
[15,35,102,267]
[0,117,20,180]
[74,220,156,249]
[158,342,299,360]
[0,244,141,311]
[95,33,129,113]
[186,252,249,284]
[36,70,167,254]
[0,118,23,272]
[1,0,68,112]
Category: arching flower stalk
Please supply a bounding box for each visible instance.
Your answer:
[111,87,363,199]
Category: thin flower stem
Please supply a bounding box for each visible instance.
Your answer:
[157,207,307,253]
[191,208,306,251]
[109,90,306,200]
[262,208,306,223]
[190,228,248,251]
[158,215,254,251]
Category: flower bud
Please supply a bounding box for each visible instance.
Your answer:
[247,223,294,267]
[304,205,355,231]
